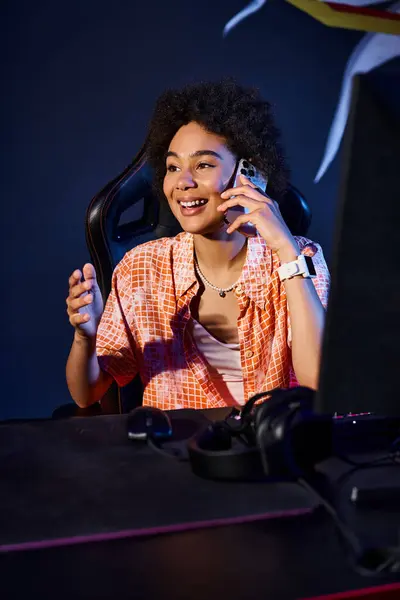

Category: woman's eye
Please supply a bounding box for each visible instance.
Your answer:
[166,163,214,173]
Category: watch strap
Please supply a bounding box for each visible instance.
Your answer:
[277,254,316,282]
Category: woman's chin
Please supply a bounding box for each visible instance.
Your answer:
[181,218,226,236]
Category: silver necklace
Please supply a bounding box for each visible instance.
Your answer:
[194,256,240,298]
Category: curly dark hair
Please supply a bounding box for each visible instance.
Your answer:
[146,78,290,203]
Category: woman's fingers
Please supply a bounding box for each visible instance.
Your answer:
[226,209,263,234]
[70,280,92,299]
[218,194,276,215]
[67,293,93,312]
[66,264,102,338]
[69,312,91,327]
[68,270,82,289]
[68,264,97,296]
[66,267,94,317]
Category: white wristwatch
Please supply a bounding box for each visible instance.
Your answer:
[277,254,317,282]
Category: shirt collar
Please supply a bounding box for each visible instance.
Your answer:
[173,232,272,310]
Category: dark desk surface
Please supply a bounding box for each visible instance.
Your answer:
[1,409,400,600]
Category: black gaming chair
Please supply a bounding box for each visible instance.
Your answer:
[84,142,312,414]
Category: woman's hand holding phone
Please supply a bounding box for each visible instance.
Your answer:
[219,173,299,256]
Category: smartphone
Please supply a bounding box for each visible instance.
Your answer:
[224,159,269,237]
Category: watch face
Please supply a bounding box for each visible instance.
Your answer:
[304,255,316,276]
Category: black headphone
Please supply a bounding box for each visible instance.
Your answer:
[187,387,328,481]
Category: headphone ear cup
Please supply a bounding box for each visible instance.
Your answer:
[190,423,232,452]
[254,387,315,431]
[255,403,283,450]
[255,408,294,477]
[254,389,305,477]
[253,390,290,431]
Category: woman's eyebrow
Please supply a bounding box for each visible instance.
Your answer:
[166,150,223,160]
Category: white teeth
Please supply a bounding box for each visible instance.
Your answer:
[180,199,207,208]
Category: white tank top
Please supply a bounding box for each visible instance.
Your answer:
[191,319,245,406]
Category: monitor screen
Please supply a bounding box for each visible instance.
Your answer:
[315,58,400,417]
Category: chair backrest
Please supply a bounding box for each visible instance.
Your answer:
[85,143,312,412]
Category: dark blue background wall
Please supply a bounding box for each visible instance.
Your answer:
[1,0,362,419]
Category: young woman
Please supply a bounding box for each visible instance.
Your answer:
[66,79,330,410]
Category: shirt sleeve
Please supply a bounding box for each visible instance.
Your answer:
[96,256,138,388]
[287,238,330,348]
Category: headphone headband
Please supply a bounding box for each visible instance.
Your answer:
[187,387,318,481]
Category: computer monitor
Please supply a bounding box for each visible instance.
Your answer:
[315,58,400,417]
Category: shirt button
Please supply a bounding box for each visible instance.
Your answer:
[235,285,243,296]
[245,350,254,359]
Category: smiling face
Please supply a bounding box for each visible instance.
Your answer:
[163,122,237,235]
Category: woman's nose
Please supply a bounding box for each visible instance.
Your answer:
[176,169,196,190]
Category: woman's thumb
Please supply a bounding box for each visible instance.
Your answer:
[83,263,97,283]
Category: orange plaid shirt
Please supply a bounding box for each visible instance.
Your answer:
[96,232,330,410]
